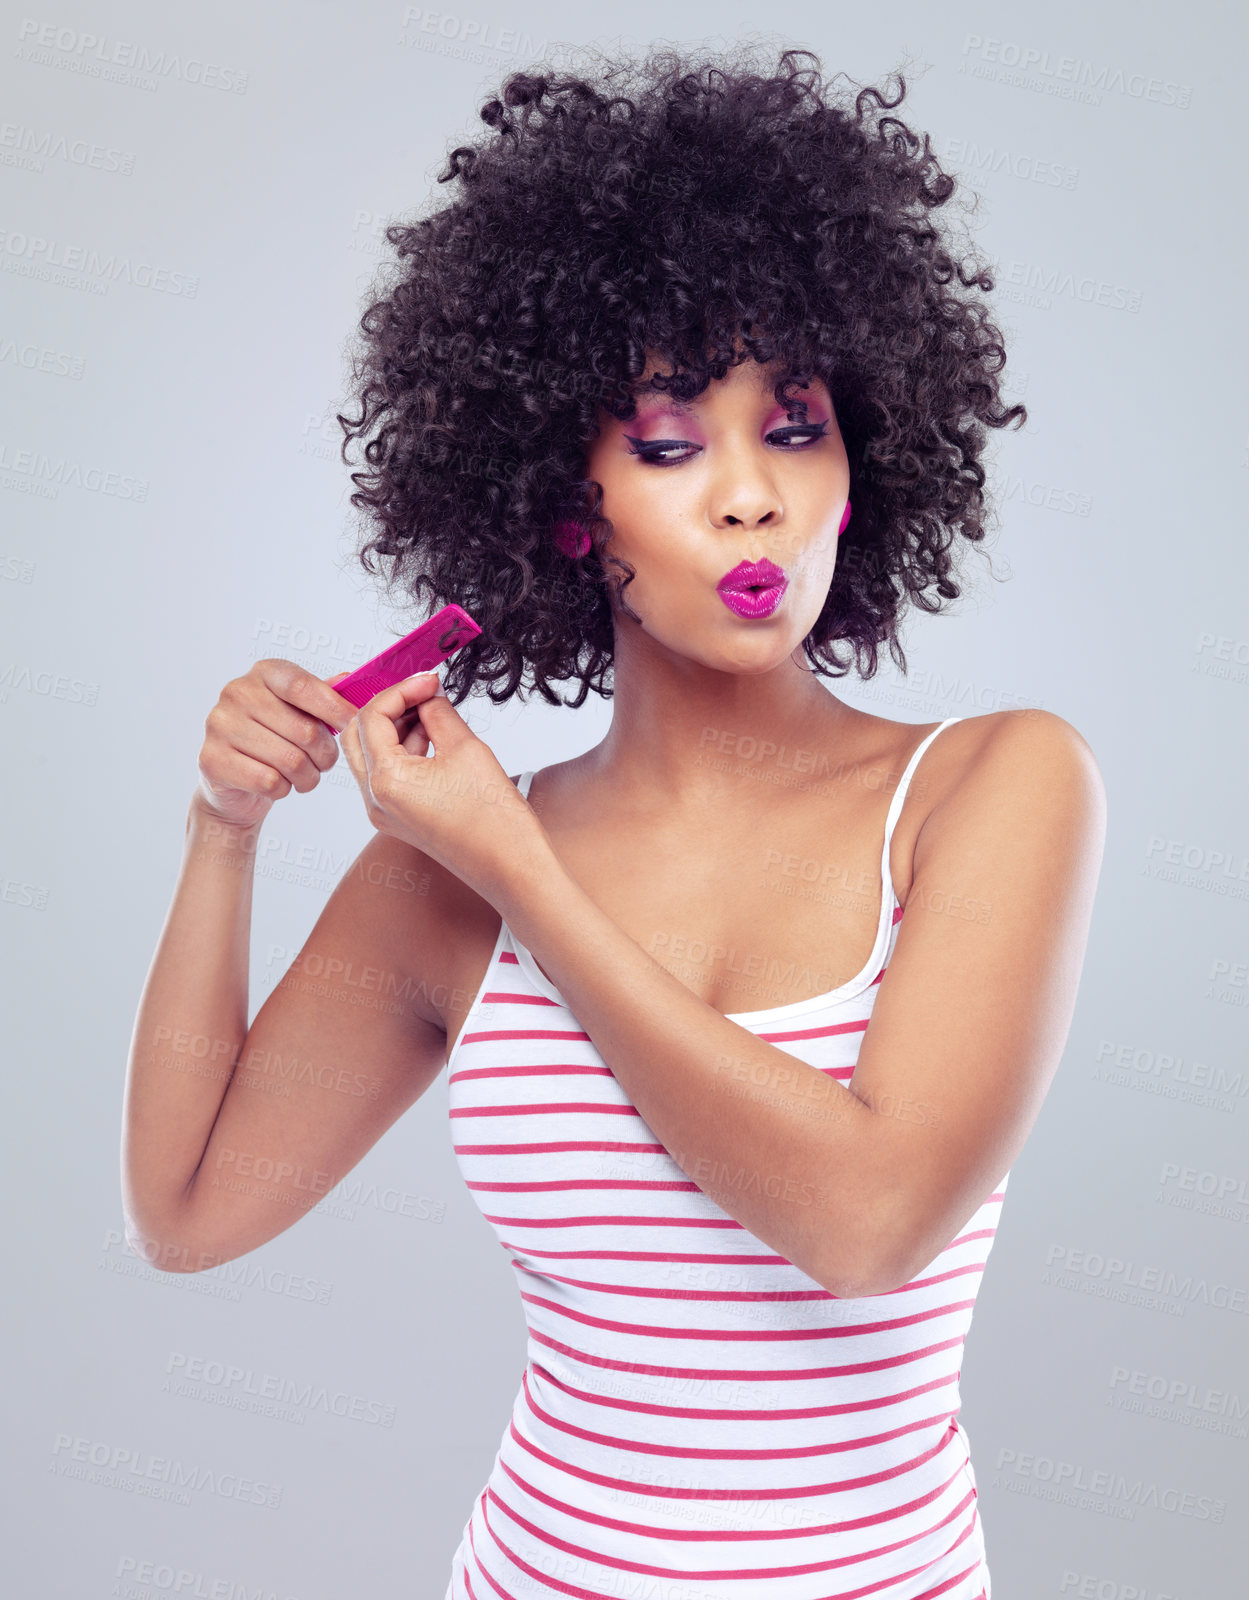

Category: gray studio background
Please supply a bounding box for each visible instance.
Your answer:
[2,2,1245,1597]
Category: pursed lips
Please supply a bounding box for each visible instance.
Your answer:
[716,558,787,593]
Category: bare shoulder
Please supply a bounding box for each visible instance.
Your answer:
[913,708,1107,880]
[910,707,1103,791]
[961,708,1103,799]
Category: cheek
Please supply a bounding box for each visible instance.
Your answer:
[777,512,841,576]
[591,457,649,534]
[602,477,694,567]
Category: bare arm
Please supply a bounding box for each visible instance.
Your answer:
[488,709,1106,1297]
[121,797,264,1266]
[121,809,450,1272]
[121,658,451,1272]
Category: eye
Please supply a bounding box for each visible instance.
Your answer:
[623,436,695,466]
[623,420,829,467]
[767,421,830,448]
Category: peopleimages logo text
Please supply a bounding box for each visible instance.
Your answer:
[0,229,197,297]
[960,34,1191,109]
[15,19,248,93]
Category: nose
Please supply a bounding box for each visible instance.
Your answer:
[709,471,782,539]
[722,506,778,529]
[709,477,784,567]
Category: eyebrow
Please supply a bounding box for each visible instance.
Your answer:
[631,384,814,419]
[630,401,693,424]
[632,390,695,416]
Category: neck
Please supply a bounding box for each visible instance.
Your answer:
[586,622,857,808]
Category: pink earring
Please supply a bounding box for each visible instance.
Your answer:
[838,497,852,534]
[554,518,592,558]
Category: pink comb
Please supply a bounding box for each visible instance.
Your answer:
[326,603,480,732]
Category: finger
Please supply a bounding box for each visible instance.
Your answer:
[398,715,431,758]
[226,723,330,790]
[246,696,341,771]
[356,700,406,794]
[412,689,472,754]
[387,701,430,757]
[323,697,366,733]
[257,661,358,736]
[359,670,444,731]
[323,670,361,721]
[357,670,446,775]
[338,712,371,798]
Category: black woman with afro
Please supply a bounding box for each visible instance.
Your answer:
[167,40,1105,1600]
[331,41,1107,1600]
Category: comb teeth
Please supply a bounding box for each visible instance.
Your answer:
[340,671,391,708]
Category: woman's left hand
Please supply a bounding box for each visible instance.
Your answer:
[339,671,545,904]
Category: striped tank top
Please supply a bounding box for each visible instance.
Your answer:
[444,716,1006,1600]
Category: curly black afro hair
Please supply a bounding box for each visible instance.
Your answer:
[338,42,1026,708]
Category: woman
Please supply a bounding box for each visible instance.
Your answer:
[122,45,1106,1599]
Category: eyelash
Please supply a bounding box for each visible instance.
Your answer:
[623,421,830,466]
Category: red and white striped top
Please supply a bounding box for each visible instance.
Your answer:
[444,716,1005,1600]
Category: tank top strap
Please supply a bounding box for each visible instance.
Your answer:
[881,717,964,853]
[521,734,961,841]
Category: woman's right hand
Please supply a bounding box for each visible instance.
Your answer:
[194,660,361,831]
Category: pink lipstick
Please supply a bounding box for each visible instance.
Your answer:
[716,558,788,619]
